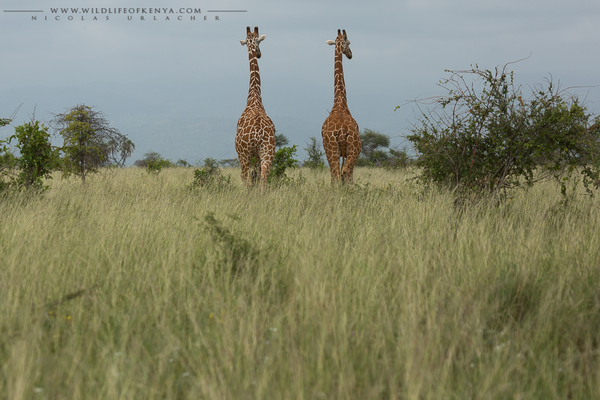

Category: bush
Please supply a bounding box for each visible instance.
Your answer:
[188,158,231,189]
[385,147,412,169]
[404,63,600,197]
[218,158,240,168]
[269,145,299,182]
[176,159,191,167]
[2,120,58,191]
[134,151,175,175]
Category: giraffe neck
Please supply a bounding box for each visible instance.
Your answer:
[246,49,264,110]
[332,44,348,111]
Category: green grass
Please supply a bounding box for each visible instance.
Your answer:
[1,167,600,399]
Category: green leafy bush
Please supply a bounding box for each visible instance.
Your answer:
[2,120,58,191]
[269,145,299,182]
[188,158,231,189]
[404,64,600,197]
[134,151,175,175]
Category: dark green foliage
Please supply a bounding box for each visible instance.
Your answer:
[360,129,390,164]
[0,118,10,127]
[405,64,600,197]
[275,132,289,148]
[188,158,231,189]
[176,158,191,167]
[134,151,175,175]
[52,104,134,183]
[355,129,411,168]
[269,145,299,181]
[218,158,240,168]
[385,147,412,169]
[2,121,58,191]
[302,137,325,169]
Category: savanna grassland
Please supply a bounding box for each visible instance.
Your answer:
[1,167,600,399]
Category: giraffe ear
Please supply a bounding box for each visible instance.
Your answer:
[240,39,247,46]
[258,34,266,42]
[325,40,335,46]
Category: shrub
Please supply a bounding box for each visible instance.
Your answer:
[188,158,231,189]
[176,158,191,167]
[385,147,412,169]
[218,158,240,168]
[404,63,600,197]
[269,145,299,182]
[134,151,175,175]
[3,120,58,191]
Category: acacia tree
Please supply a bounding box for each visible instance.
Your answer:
[275,131,289,148]
[52,105,134,183]
[359,129,391,164]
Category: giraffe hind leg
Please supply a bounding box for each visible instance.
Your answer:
[239,156,252,186]
[342,152,359,184]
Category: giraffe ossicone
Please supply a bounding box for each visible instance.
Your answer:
[235,26,276,189]
[321,29,361,184]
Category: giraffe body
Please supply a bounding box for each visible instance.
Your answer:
[235,26,275,188]
[322,29,361,184]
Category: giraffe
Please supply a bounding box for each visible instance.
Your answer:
[235,26,276,189]
[321,29,361,184]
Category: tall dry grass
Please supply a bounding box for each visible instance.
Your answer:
[1,167,599,399]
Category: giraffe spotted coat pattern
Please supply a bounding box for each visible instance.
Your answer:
[235,26,276,188]
[321,29,362,183]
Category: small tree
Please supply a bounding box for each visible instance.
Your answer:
[52,105,134,183]
[303,137,325,169]
[404,63,600,197]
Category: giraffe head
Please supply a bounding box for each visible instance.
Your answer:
[326,29,352,59]
[240,26,266,59]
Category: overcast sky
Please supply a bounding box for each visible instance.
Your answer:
[1,0,599,164]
